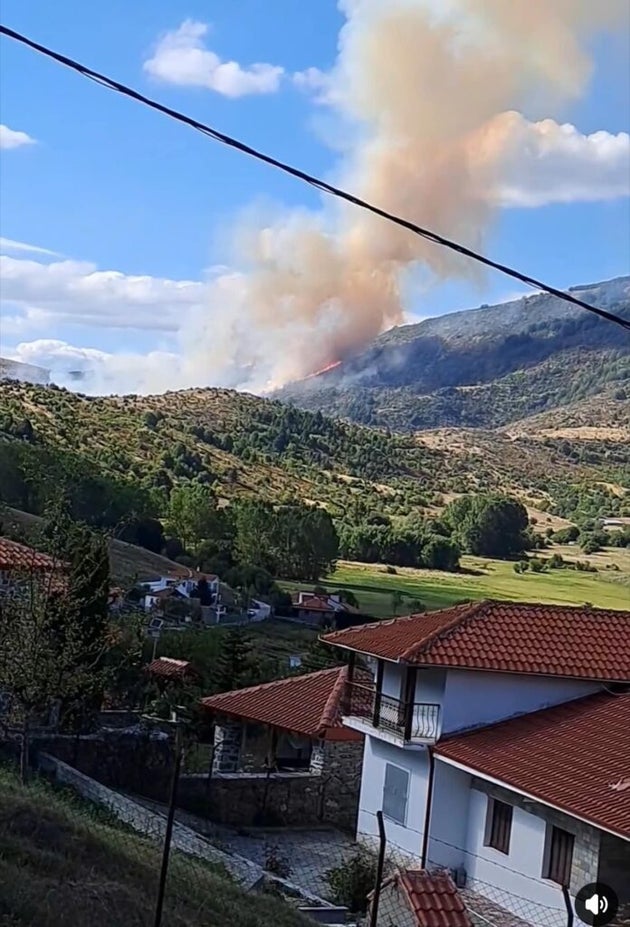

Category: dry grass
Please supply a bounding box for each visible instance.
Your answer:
[0,765,309,927]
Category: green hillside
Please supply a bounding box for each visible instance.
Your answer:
[0,766,309,927]
[1,381,627,522]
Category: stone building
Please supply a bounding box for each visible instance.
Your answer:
[195,665,365,831]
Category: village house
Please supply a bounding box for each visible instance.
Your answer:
[141,572,220,611]
[321,600,630,926]
[146,656,201,689]
[195,666,365,831]
[290,590,370,629]
[0,536,64,595]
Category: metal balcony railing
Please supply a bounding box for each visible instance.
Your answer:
[343,681,441,742]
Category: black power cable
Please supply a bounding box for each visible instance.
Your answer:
[1,23,629,332]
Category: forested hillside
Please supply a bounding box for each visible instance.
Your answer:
[276,277,630,430]
[1,381,627,527]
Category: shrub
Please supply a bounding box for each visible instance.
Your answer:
[264,844,292,879]
[581,537,601,556]
[551,526,580,543]
[325,850,377,913]
[529,558,545,573]
[548,553,564,570]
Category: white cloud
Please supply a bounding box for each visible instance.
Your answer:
[292,67,334,103]
[474,113,630,207]
[0,124,36,149]
[144,20,284,97]
[0,237,61,257]
[0,254,211,334]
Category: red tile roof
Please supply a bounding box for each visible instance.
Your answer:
[0,536,62,572]
[201,666,363,740]
[435,691,630,839]
[147,657,198,680]
[382,870,473,927]
[292,593,339,612]
[322,600,630,682]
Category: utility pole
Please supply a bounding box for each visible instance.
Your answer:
[147,710,185,927]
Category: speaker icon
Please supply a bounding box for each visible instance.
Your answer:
[585,894,608,916]
[575,882,618,926]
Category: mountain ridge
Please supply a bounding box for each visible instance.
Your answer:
[276,276,630,431]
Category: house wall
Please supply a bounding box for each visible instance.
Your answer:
[441,671,599,734]
[356,735,430,861]
[426,761,471,871]
[452,775,603,925]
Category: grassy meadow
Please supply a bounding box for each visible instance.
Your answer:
[283,547,630,617]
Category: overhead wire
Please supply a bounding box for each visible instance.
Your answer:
[1,23,629,332]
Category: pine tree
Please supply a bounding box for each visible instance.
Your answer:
[213,628,252,692]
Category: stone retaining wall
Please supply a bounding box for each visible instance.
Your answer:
[36,751,343,914]
[185,737,363,832]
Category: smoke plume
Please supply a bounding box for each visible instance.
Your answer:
[182,0,627,392]
[20,0,627,395]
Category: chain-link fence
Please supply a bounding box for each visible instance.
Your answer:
[0,732,599,927]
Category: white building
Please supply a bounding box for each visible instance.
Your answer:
[142,573,219,611]
[323,600,630,926]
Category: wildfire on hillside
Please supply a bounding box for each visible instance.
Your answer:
[301,360,343,382]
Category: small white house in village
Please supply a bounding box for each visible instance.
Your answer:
[322,600,630,926]
[142,573,220,612]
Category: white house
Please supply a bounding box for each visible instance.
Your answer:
[142,573,219,612]
[322,600,630,926]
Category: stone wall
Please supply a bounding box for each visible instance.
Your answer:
[180,737,364,832]
[36,727,363,834]
[212,719,242,773]
[36,751,263,889]
[35,751,345,914]
[34,729,175,803]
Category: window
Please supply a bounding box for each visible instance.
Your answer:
[382,763,410,825]
[484,798,513,854]
[543,826,575,885]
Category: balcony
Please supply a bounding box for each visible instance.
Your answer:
[342,680,441,745]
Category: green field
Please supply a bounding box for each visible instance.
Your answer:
[283,550,630,617]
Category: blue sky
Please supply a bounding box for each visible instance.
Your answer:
[1,0,629,393]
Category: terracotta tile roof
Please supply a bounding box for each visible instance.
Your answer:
[147,657,198,680]
[435,691,630,839]
[0,536,62,572]
[321,600,630,682]
[383,870,473,927]
[201,666,364,740]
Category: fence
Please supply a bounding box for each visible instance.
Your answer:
[2,732,613,927]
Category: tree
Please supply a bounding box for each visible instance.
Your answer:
[213,628,253,692]
[444,494,529,559]
[0,504,142,781]
[421,535,460,571]
[117,515,165,553]
[233,500,338,582]
[166,483,222,551]
[390,590,404,614]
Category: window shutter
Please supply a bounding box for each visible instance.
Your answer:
[383,763,410,825]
